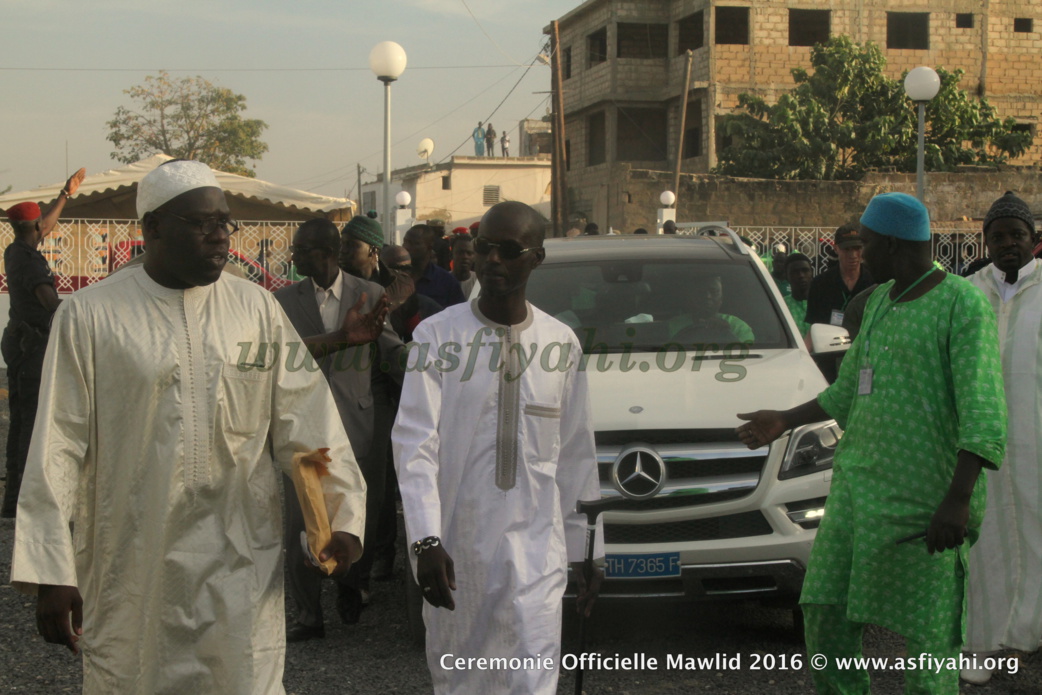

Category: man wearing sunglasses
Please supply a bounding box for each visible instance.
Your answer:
[277,216,404,640]
[11,160,369,695]
[393,201,603,694]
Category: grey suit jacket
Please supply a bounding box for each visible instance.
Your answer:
[274,270,404,460]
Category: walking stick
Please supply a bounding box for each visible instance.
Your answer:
[574,497,627,695]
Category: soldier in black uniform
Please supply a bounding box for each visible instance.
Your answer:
[1,168,85,517]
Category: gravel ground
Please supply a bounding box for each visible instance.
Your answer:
[2,368,1041,694]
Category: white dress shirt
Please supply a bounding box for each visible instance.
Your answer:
[992,257,1039,303]
[314,271,344,332]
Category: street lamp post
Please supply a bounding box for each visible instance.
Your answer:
[394,190,413,245]
[903,66,940,203]
[369,41,408,243]
[657,190,676,234]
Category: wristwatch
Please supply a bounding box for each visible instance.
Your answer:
[412,536,441,556]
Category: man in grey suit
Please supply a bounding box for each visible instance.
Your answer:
[275,218,404,641]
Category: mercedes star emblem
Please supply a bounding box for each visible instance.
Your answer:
[611,446,667,500]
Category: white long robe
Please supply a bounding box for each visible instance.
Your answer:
[10,267,366,695]
[967,260,1042,652]
[392,301,601,695]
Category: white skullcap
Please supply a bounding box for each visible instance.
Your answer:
[136,160,221,219]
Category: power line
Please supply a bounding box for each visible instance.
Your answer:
[437,57,541,163]
[294,55,542,190]
[458,0,524,66]
[0,65,519,73]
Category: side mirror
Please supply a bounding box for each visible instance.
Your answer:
[809,323,852,355]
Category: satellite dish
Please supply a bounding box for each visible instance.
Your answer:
[417,138,435,164]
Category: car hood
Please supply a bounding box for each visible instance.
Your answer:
[586,348,828,432]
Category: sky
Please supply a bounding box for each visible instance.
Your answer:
[2,0,578,200]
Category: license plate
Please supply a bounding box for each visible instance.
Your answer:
[604,552,681,578]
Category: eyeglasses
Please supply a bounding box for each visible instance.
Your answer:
[474,237,538,260]
[163,212,239,236]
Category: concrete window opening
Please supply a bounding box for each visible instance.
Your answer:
[887,12,930,50]
[716,115,736,153]
[1014,18,1034,33]
[588,112,607,166]
[442,175,451,190]
[563,46,573,79]
[617,23,669,59]
[788,9,830,47]
[955,13,974,29]
[678,11,705,53]
[616,107,668,162]
[1012,123,1035,137]
[716,7,750,45]
[588,28,608,66]
[483,185,501,206]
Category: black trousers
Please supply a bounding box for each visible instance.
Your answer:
[2,326,46,517]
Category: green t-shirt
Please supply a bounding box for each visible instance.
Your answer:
[784,295,809,336]
[667,313,754,343]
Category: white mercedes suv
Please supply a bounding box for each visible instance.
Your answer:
[526,230,842,619]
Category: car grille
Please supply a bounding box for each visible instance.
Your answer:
[604,511,772,544]
[597,435,767,509]
[599,455,763,483]
[599,489,751,512]
[596,429,741,446]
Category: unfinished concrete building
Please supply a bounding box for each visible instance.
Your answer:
[549,0,1042,230]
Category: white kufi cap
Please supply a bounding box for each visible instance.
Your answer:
[136,160,221,219]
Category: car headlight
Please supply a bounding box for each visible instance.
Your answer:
[778,421,841,480]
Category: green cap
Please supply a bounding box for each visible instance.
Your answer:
[342,215,384,247]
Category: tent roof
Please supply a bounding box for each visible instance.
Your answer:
[0,154,354,216]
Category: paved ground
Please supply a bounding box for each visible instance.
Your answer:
[1,369,1040,693]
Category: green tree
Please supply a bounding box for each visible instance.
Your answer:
[107,72,269,177]
[715,36,1032,180]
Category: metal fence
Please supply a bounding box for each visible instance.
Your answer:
[0,219,990,293]
[729,225,986,275]
[0,219,300,293]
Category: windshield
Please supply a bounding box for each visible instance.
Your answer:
[526,259,792,352]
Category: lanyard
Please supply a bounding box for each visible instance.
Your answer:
[862,268,937,361]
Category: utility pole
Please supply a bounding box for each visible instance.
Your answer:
[356,163,364,216]
[550,20,569,237]
[673,50,695,215]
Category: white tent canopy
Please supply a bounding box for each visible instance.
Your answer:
[0,154,354,220]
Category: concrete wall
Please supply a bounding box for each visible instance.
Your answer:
[576,165,1042,232]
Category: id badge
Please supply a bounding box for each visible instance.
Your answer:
[830,310,845,326]
[858,367,874,395]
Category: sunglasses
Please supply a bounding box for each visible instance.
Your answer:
[474,237,539,260]
[163,212,239,236]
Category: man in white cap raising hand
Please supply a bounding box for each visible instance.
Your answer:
[11,159,373,694]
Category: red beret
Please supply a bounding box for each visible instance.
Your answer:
[452,226,469,235]
[469,221,481,231]
[6,202,41,222]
